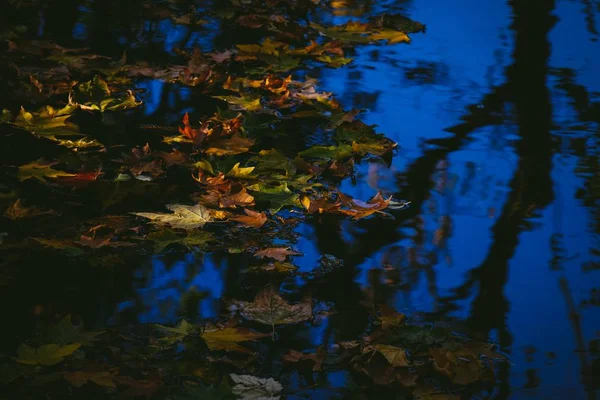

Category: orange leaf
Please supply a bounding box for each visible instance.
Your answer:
[231,208,267,228]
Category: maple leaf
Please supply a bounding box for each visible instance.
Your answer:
[231,208,267,228]
[232,287,312,333]
[14,343,81,366]
[132,204,216,230]
[146,228,215,253]
[202,326,270,353]
[178,112,209,145]
[338,191,392,219]
[18,161,76,183]
[4,199,56,220]
[254,247,301,262]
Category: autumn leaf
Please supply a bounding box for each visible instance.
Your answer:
[202,326,270,353]
[378,304,406,329]
[232,287,312,330]
[249,262,298,274]
[254,247,301,261]
[64,370,118,389]
[4,199,56,220]
[283,347,326,371]
[204,134,255,156]
[230,374,282,400]
[15,343,81,366]
[10,104,81,139]
[226,162,255,178]
[246,183,300,212]
[338,191,392,219]
[146,228,215,253]
[18,161,76,183]
[154,320,267,353]
[372,344,410,367]
[132,204,217,230]
[231,208,268,228]
[298,144,353,160]
[30,237,84,257]
[35,314,103,346]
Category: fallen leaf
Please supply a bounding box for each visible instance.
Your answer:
[132,204,216,230]
[18,161,76,183]
[230,374,282,400]
[4,199,56,220]
[202,326,270,353]
[15,343,81,366]
[231,209,268,228]
[254,247,301,262]
[373,344,410,367]
[233,287,312,330]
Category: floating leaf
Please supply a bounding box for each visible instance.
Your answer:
[15,343,81,366]
[35,314,103,346]
[233,287,312,329]
[132,204,216,230]
[226,162,255,178]
[246,183,300,212]
[373,344,410,367]
[298,144,353,160]
[231,208,268,228]
[18,161,76,183]
[4,199,56,220]
[254,247,301,262]
[30,237,84,257]
[202,326,270,353]
[230,374,282,400]
[64,370,117,389]
[146,228,215,253]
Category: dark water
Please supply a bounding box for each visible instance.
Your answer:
[1,0,599,399]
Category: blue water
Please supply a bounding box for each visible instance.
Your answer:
[40,0,598,397]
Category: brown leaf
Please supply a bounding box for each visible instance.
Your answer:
[231,208,267,228]
[378,304,406,329]
[204,134,254,156]
[232,287,312,329]
[338,191,391,219]
[4,199,56,220]
[154,149,189,166]
[283,346,325,371]
[219,188,255,208]
[254,247,301,262]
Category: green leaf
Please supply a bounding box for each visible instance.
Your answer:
[15,343,81,366]
[298,144,353,160]
[226,162,255,178]
[18,161,76,183]
[146,228,215,253]
[35,315,103,346]
[249,149,297,177]
[246,183,300,212]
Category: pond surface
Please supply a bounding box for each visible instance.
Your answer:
[1,0,599,399]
